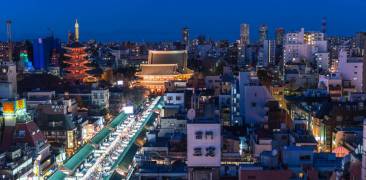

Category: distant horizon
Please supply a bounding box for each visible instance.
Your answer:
[1,0,366,42]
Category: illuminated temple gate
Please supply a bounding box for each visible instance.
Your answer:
[136,50,193,94]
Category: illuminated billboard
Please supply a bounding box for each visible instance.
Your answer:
[16,99,26,110]
[3,101,15,114]
[2,99,27,115]
[123,106,134,114]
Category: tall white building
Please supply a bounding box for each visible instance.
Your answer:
[240,24,250,46]
[187,118,221,180]
[232,72,273,125]
[338,49,366,92]
[283,28,328,64]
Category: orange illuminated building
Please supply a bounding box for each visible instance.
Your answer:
[136,50,193,93]
[63,20,96,83]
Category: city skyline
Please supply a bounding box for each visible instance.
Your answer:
[1,0,366,41]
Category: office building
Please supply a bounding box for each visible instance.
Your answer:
[240,23,250,46]
[259,24,268,44]
[187,118,221,180]
[33,36,61,71]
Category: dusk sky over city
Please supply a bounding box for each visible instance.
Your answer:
[1,0,366,41]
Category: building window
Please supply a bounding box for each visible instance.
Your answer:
[167,96,173,101]
[354,72,358,75]
[176,96,181,101]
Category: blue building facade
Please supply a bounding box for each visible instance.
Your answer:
[33,36,61,70]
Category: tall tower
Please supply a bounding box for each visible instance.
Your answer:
[258,24,268,45]
[182,27,190,50]
[275,28,285,46]
[240,24,250,46]
[6,20,12,62]
[322,17,327,34]
[74,19,79,42]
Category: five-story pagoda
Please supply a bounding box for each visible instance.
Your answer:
[63,20,96,83]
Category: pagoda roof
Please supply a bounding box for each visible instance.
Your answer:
[63,60,90,65]
[64,53,88,58]
[138,64,179,75]
[64,66,92,71]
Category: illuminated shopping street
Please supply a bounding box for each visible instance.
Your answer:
[49,97,162,179]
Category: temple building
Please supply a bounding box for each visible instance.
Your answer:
[63,20,96,83]
[136,50,193,93]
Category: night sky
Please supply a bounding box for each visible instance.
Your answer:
[1,0,366,42]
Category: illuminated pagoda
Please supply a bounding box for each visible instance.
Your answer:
[63,19,96,83]
[136,50,193,93]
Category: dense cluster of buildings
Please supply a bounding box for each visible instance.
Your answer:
[1,17,366,180]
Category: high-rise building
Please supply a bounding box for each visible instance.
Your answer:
[33,38,45,70]
[240,24,250,46]
[6,20,13,62]
[32,36,61,71]
[259,24,268,44]
[275,28,285,66]
[260,40,276,67]
[182,27,189,48]
[355,32,366,54]
[275,28,285,46]
[283,28,328,63]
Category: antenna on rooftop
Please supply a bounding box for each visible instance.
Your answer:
[322,17,327,34]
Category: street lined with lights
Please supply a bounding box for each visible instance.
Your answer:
[83,96,160,179]
[49,96,161,179]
